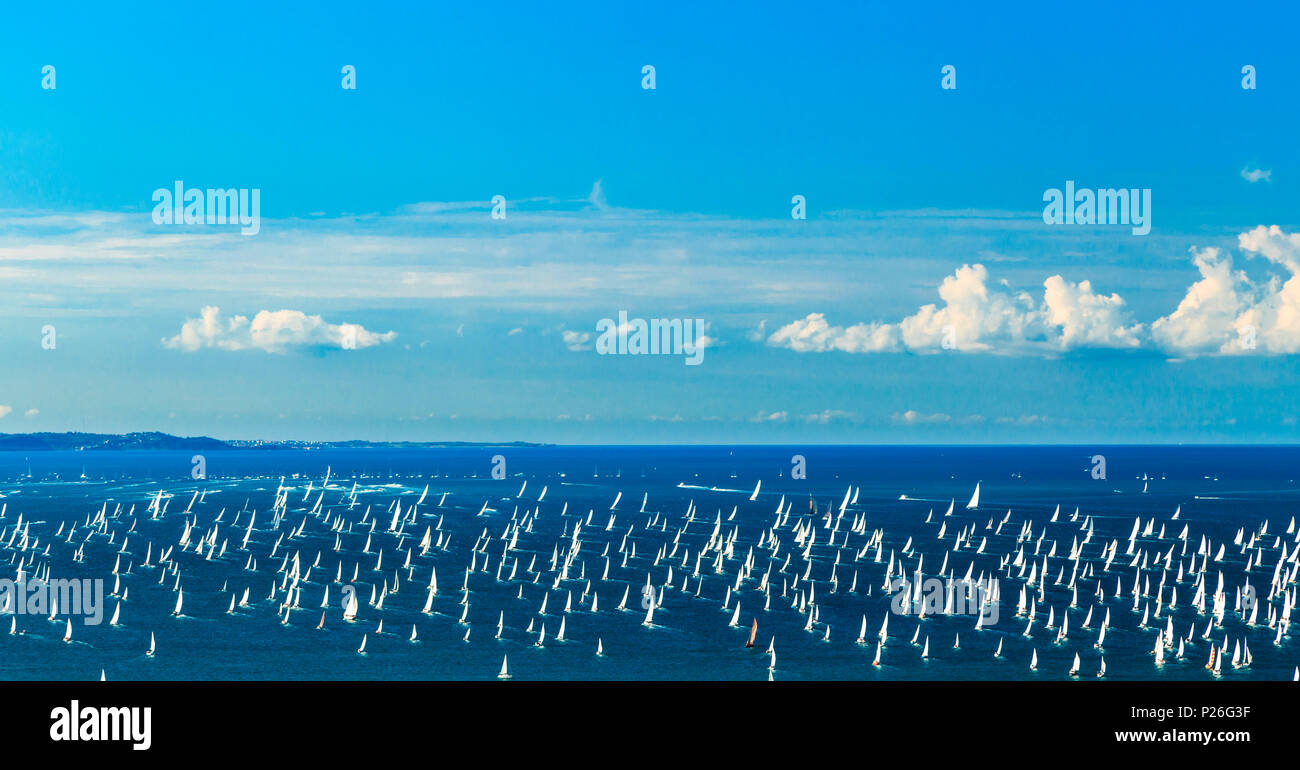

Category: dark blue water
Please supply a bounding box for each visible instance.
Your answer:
[0,446,1295,680]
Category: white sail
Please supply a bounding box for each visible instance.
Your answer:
[966,483,980,510]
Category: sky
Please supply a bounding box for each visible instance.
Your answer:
[1,1,1299,443]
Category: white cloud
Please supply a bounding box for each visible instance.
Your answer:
[588,179,609,211]
[769,263,1141,355]
[23,409,38,417]
[803,409,856,424]
[766,313,900,353]
[163,306,396,353]
[1153,226,1300,356]
[562,330,592,351]
[1241,167,1272,183]
[0,405,11,418]
[1150,248,1246,355]
[1042,275,1143,350]
[897,264,1043,351]
[749,410,788,423]
[893,410,951,424]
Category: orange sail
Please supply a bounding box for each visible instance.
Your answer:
[746,618,757,648]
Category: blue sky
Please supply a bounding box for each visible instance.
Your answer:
[1,1,1299,443]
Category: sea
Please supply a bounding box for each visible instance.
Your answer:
[0,445,1295,681]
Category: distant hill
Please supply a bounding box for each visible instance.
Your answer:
[0,432,547,450]
[0,432,230,451]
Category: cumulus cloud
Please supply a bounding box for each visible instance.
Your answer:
[1153,226,1300,356]
[0,406,11,418]
[766,314,899,353]
[163,306,396,353]
[769,263,1141,355]
[1042,275,1143,350]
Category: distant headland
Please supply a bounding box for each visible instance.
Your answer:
[0,432,548,451]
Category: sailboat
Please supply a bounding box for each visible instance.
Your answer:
[147,632,156,657]
[1097,657,1107,678]
[62,619,72,643]
[172,588,183,617]
[745,618,757,648]
[1069,652,1080,676]
[1030,649,1038,670]
[966,483,981,510]
[498,654,512,680]
[357,634,367,654]
[596,638,604,656]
